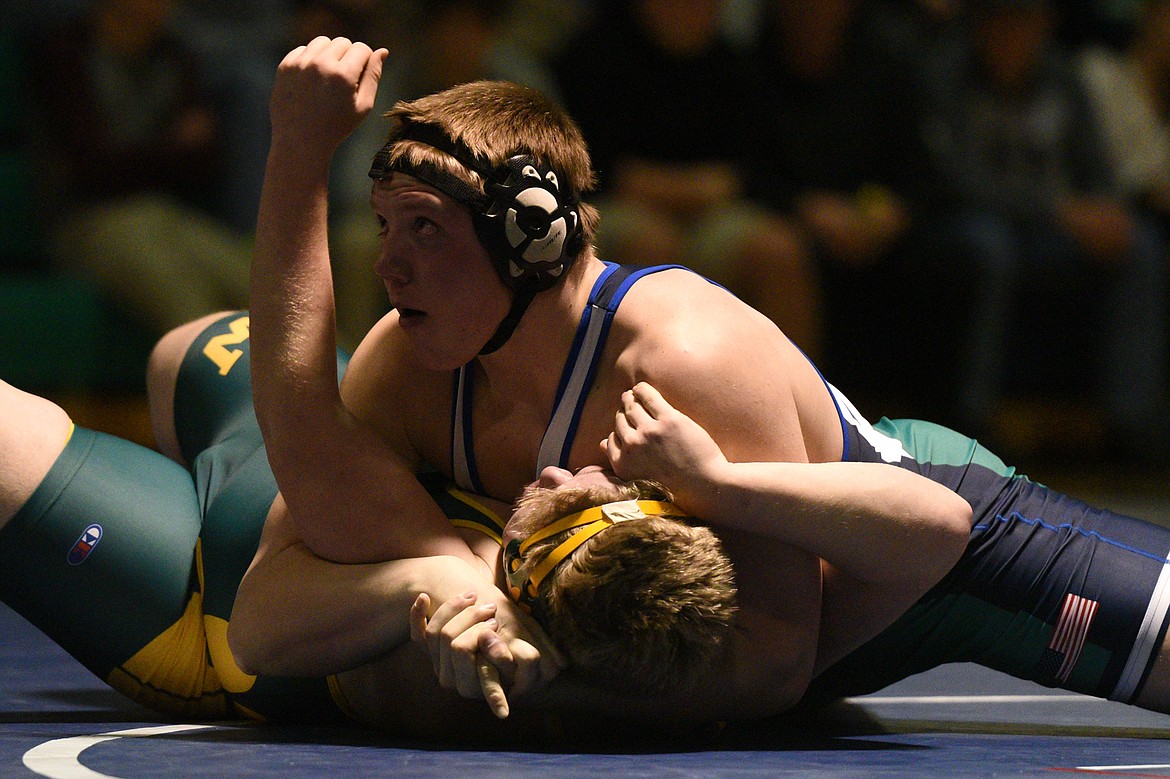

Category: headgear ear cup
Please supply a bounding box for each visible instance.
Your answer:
[475,156,582,292]
[369,121,584,352]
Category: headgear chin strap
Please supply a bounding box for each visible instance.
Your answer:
[502,499,686,627]
[368,120,583,355]
[477,284,538,355]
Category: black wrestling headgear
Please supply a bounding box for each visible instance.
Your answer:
[369,120,583,354]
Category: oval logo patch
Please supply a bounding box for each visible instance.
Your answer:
[67,524,103,565]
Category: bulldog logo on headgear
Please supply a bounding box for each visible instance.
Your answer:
[502,164,578,281]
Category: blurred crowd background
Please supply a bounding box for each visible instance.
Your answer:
[1,0,1169,467]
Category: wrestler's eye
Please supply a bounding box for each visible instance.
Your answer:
[375,215,388,236]
[413,216,438,236]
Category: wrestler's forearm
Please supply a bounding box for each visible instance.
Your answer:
[230,549,493,677]
[686,460,972,583]
[611,380,968,578]
[248,65,473,566]
[250,39,379,458]
[249,125,361,560]
[249,135,338,436]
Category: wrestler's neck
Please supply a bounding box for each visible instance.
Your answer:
[475,254,607,383]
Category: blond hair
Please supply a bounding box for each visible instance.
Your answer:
[509,481,737,696]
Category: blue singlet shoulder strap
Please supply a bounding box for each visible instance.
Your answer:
[535,262,689,472]
[451,262,690,491]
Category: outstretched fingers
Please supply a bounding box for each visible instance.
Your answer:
[413,591,493,688]
[476,630,513,719]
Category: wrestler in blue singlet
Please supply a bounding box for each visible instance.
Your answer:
[453,261,1170,706]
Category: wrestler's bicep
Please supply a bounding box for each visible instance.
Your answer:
[229,496,299,657]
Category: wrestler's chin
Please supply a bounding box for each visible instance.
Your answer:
[396,320,487,372]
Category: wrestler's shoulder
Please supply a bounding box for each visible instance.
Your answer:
[341,316,451,411]
[614,266,787,354]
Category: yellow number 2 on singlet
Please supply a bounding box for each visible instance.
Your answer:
[202,316,250,376]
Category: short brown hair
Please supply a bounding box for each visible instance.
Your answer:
[382,80,600,258]
[509,481,738,696]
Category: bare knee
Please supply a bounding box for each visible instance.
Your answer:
[147,311,236,464]
[0,381,73,528]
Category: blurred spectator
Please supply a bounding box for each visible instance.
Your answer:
[330,0,561,216]
[920,0,1170,457]
[1057,0,1148,48]
[294,0,404,229]
[0,23,38,271]
[741,0,937,395]
[867,0,966,70]
[1078,0,1170,232]
[26,0,251,336]
[551,0,822,358]
[170,0,293,233]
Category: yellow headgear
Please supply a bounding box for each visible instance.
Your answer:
[502,499,686,622]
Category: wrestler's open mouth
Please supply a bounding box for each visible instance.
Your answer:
[397,307,425,321]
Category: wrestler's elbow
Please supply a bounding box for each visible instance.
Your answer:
[908,493,973,586]
[226,601,274,676]
[226,572,299,675]
[936,492,974,564]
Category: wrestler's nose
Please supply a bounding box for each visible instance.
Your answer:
[538,466,574,488]
[376,241,410,284]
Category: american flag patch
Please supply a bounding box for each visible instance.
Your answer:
[1038,593,1099,683]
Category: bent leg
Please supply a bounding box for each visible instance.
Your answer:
[155,311,353,722]
[0,380,72,529]
[147,311,241,465]
[807,474,1170,708]
[0,420,220,715]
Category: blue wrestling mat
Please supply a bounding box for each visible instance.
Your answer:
[5,602,1170,777]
